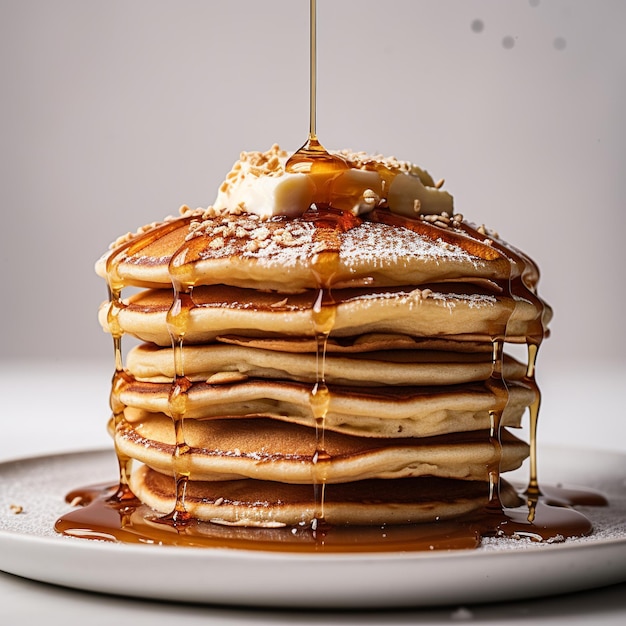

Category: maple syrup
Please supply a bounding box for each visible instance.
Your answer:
[102,217,198,501]
[55,478,602,552]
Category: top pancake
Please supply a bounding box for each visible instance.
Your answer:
[95,208,534,293]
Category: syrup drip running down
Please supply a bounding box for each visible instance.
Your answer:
[163,278,195,526]
[286,0,349,536]
[157,238,208,527]
[304,208,361,532]
[55,0,608,550]
[102,217,197,507]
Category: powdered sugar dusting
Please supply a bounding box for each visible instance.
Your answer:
[188,215,319,269]
[430,291,497,309]
[185,214,486,272]
[340,221,482,269]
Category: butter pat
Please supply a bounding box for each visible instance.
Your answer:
[387,171,453,217]
[214,169,314,219]
[212,144,453,219]
[213,145,314,218]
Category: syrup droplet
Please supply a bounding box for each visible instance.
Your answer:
[286,136,349,175]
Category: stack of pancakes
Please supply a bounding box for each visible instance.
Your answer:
[96,147,550,528]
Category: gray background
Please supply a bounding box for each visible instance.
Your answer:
[1,0,624,366]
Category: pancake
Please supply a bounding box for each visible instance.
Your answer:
[95,210,518,292]
[115,379,535,438]
[129,467,523,526]
[125,342,528,386]
[114,413,528,484]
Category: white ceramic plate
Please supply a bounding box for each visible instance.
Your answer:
[1,447,625,608]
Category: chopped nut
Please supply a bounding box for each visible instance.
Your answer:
[201,206,221,220]
[362,188,380,206]
[9,504,23,514]
[252,226,271,241]
[270,298,289,308]
[209,236,225,249]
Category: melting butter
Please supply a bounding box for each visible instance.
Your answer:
[212,144,453,219]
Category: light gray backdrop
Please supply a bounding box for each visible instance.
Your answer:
[1,0,624,365]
